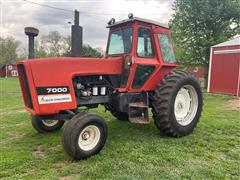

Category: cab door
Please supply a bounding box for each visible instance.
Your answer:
[126,26,159,92]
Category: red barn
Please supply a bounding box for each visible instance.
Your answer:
[207,37,240,96]
[0,64,18,77]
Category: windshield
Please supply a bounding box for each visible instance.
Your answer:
[108,28,133,55]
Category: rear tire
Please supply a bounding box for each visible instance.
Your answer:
[31,115,65,133]
[62,113,107,160]
[151,70,203,137]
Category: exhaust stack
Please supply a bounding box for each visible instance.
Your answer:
[71,10,82,57]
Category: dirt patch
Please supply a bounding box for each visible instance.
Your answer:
[32,145,45,157]
[8,132,24,140]
[224,98,240,111]
[49,144,62,151]
[59,174,80,180]
[0,108,25,116]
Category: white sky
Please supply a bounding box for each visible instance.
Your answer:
[1,0,174,50]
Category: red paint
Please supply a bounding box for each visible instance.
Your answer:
[17,19,177,115]
[209,45,240,96]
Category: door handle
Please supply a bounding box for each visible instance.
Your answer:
[123,55,133,69]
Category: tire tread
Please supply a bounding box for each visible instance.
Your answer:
[151,70,203,137]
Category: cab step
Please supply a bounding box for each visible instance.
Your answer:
[128,93,149,124]
[129,102,148,108]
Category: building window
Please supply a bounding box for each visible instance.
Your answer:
[137,28,154,58]
[158,34,176,63]
[11,70,18,76]
[8,65,13,70]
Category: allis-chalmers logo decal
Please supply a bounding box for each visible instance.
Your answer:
[36,86,72,104]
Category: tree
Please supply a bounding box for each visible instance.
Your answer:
[170,0,240,87]
[0,37,20,64]
[40,31,70,57]
[35,31,103,58]
[17,46,27,61]
[62,36,103,58]
[35,39,48,58]
[81,45,103,58]
[63,44,103,58]
[64,36,71,55]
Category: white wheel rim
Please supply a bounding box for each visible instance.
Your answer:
[78,125,101,151]
[174,85,198,126]
[42,120,59,127]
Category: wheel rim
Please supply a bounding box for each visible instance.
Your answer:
[174,85,198,126]
[78,125,101,151]
[42,120,59,127]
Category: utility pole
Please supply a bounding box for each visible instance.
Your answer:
[71,10,83,57]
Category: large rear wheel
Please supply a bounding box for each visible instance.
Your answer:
[151,70,203,137]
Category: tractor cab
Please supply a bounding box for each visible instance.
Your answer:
[105,17,177,93]
[106,17,176,62]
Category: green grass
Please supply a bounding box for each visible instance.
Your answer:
[0,78,239,179]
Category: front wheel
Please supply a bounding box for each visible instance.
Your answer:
[31,115,65,133]
[151,70,203,137]
[62,113,108,160]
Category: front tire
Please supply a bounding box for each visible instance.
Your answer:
[151,70,203,137]
[31,115,65,133]
[62,113,108,160]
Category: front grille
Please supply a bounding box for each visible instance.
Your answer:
[17,64,33,109]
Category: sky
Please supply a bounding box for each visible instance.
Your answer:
[1,0,175,50]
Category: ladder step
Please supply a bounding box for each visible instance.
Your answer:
[129,102,148,108]
[128,93,149,124]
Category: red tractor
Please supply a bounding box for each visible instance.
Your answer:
[17,16,203,160]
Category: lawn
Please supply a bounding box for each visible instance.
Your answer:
[0,78,239,179]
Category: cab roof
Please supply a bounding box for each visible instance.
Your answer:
[107,17,169,29]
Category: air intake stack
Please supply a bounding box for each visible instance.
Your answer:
[24,27,39,59]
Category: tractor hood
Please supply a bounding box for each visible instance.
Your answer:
[17,56,124,114]
[18,57,124,87]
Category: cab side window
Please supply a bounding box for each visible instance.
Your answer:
[158,34,176,63]
[137,28,154,58]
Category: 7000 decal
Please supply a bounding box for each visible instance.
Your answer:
[37,86,70,95]
[46,87,68,93]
